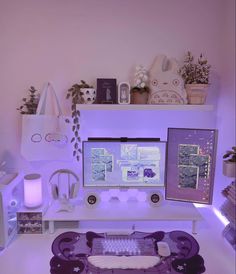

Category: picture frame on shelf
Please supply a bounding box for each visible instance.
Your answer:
[118,82,130,104]
[165,128,218,204]
[96,78,117,104]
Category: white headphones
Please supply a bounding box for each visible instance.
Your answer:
[49,169,79,200]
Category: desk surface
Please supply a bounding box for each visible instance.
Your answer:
[43,199,202,222]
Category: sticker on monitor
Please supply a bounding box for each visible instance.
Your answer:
[92,148,106,162]
[178,165,199,189]
[178,144,200,165]
[92,163,106,181]
[189,154,210,178]
[121,144,137,160]
[137,146,161,160]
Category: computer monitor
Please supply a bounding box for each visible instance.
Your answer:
[82,138,166,188]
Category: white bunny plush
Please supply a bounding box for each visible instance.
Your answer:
[148,55,187,104]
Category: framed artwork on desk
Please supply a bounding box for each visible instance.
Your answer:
[165,128,218,204]
[96,78,117,104]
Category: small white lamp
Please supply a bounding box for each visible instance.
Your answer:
[24,174,43,208]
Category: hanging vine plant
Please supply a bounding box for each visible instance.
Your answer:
[66,80,92,161]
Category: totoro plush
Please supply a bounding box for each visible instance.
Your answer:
[148,55,187,104]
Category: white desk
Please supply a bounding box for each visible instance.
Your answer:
[43,200,202,234]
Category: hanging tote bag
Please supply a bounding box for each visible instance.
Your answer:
[20,82,73,161]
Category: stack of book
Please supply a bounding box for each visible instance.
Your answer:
[221,180,236,250]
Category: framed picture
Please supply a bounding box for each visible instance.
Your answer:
[165,128,218,204]
[118,82,130,104]
[17,212,43,234]
[96,78,117,104]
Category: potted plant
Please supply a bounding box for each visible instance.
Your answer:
[17,86,40,114]
[223,146,236,178]
[179,51,211,104]
[130,65,150,104]
[66,80,94,161]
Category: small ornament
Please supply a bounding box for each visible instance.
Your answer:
[118,82,130,104]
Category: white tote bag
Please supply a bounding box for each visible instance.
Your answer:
[20,82,73,161]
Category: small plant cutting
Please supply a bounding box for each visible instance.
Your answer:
[179,51,211,85]
[223,146,236,178]
[17,86,40,114]
[130,65,150,104]
[66,80,93,161]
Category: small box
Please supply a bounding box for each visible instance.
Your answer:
[17,212,43,234]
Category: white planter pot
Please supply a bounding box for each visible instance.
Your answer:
[223,161,236,178]
[80,88,96,104]
[185,84,209,105]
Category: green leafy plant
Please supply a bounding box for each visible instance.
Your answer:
[66,80,93,161]
[223,147,236,162]
[179,51,211,85]
[17,86,40,114]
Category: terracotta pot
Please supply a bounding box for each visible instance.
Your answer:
[223,161,236,178]
[185,84,209,105]
[130,91,149,104]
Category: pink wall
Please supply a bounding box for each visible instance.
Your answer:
[0,0,235,207]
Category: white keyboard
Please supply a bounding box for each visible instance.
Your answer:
[92,237,156,256]
[101,238,140,255]
[88,255,160,269]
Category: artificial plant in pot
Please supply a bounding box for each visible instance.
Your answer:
[179,51,211,104]
[223,146,236,178]
[130,65,150,104]
[66,80,93,161]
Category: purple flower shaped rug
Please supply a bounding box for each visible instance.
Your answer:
[50,230,205,274]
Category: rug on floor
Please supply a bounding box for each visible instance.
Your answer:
[50,230,205,274]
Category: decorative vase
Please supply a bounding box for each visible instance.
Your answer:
[223,161,236,178]
[130,91,149,104]
[185,84,209,105]
[80,88,96,104]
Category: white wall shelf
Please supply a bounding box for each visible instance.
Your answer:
[76,104,214,111]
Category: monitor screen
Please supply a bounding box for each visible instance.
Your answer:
[83,139,166,188]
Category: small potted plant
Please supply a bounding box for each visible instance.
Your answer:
[130,65,150,104]
[179,51,211,104]
[17,86,40,114]
[223,146,236,178]
[66,80,94,161]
